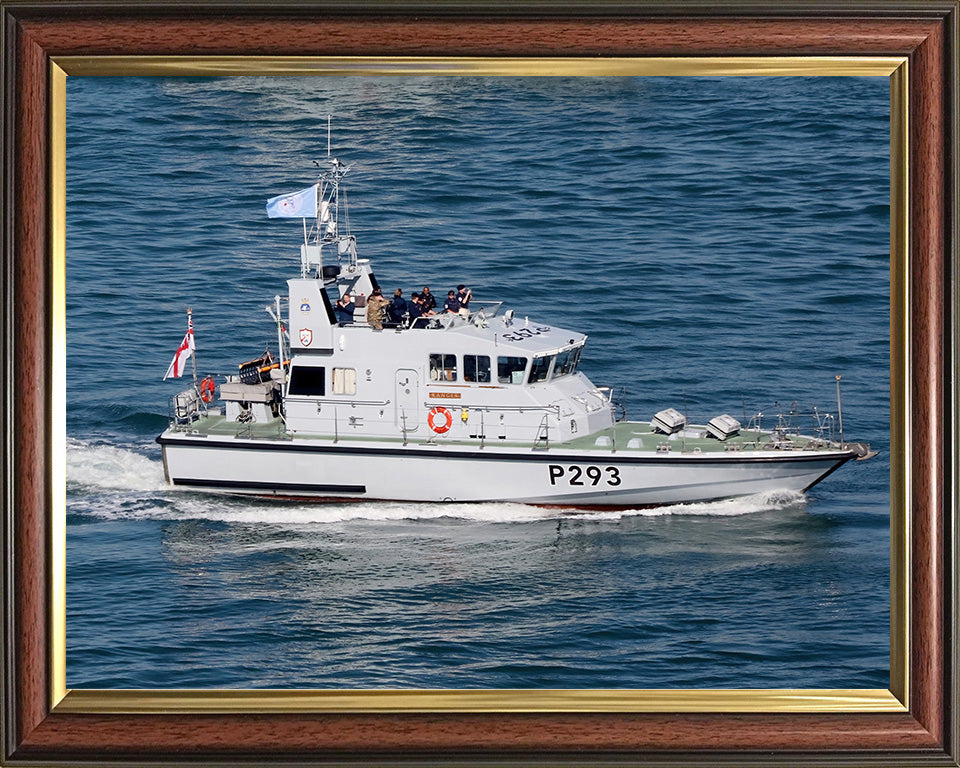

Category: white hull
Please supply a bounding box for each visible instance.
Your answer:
[158,434,855,508]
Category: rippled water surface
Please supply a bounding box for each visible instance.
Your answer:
[66,76,890,689]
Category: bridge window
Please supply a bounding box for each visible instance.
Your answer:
[528,355,554,384]
[464,355,491,383]
[552,346,582,378]
[288,365,325,396]
[429,353,458,382]
[497,356,528,384]
[332,367,357,395]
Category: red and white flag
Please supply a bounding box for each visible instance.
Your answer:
[163,316,195,379]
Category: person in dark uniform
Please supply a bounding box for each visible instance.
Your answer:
[387,288,407,325]
[443,290,460,314]
[443,291,460,315]
[408,292,424,327]
[421,286,437,312]
[457,283,473,315]
[335,292,355,324]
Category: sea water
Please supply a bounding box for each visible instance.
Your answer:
[66,75,890,689]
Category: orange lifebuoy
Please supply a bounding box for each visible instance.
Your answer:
[199,376,216,403]
[427,406,453,434]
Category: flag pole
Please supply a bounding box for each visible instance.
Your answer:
[188,307,198,390]
[835,374,844,448]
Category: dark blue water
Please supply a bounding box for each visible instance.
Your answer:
[66,76,890,689]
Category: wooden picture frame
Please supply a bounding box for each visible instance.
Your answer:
[2,3,957,765]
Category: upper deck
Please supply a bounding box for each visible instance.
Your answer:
[329,308,588,355]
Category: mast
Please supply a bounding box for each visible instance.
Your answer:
[294,120,357,277]
[274,294,286,373]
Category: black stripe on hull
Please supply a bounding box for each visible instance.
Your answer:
[157,434,857,467]
[172,478,366,494]
[801,455,856,492]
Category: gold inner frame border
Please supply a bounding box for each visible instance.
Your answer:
[49,55,909,715]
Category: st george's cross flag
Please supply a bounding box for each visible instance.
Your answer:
[265,184,318,218]
[163,316,195,379]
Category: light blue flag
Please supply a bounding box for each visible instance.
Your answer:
[265,185,318,218]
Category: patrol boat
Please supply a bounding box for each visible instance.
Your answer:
[156,155,876,508]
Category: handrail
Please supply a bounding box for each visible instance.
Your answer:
[468,300,503,318]
[422,402,560,417]
[299,397,391,407]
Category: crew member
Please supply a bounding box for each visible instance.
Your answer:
[335,292,355,324]
[444,290,460,314]
[455,284,472,318]
[366,288,389,329]
[387,288,407,325]
[421,286,437,312]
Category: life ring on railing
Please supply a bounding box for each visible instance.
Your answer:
[199,376,216,403]
[427,406,453,434]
